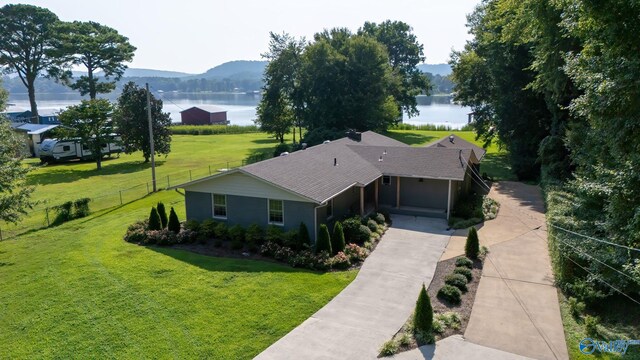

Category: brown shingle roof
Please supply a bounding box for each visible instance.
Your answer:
[426,134,486,160]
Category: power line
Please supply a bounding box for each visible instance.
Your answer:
[559,251,640,306]
[148,85,186,112]
[548,223,640,253]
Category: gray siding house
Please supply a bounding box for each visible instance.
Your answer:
[176,131,483,243]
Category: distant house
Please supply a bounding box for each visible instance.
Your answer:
[180,105,228,125]
[10,123,59,157]
[10,109,60,125]
[174,131,485,243]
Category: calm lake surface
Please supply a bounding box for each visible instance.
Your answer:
[8,93,471,129]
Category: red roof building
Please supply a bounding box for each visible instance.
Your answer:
[180,105,228,125]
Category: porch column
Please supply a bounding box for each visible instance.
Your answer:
[360,187,365,215]
[374,179,379,208]
[396,176,401,208]
[447,179,452,220]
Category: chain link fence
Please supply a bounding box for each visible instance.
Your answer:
[0,158,262,241]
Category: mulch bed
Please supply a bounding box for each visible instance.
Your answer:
[427,256,484,340]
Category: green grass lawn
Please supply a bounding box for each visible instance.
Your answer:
[0,190,355,359]
[384,130,516,181]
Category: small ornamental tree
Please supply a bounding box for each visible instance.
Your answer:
[332,221,346,255]
[148,206,162,230]
[157,202,168,228]
[168,207,180,234]
[298,222,311,249]
[316,224,332,254]
[414,284,433,334]
[465,227,480,259]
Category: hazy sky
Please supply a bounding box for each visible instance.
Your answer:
[5,0,480,74]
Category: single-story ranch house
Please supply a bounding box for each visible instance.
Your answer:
[176,131,485,243]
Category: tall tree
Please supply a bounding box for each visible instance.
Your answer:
[113,82,171,162]
[0,79,33,223]
[256,32,305,143]
[58,99,114,170]
[359,20,431,118]
[0,4,63,121]
[57,21,136,99]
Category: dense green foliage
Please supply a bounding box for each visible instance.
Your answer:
[444,273,468,292]
[316,224,332,254]
[465,227,479,260]
[55,21,135,99]
[57,99,115,170]
[414,284,433,333]
[437,284,462,304]
[167,207,180,234]
[452,0,640,305]
[298,222,310,249]
[148,206,161,231]
[156,202,168,228]
[113,82,172,162]
[169,124,259,135]
[331,222,346,255]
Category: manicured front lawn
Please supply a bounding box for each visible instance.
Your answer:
[0,190,355,359]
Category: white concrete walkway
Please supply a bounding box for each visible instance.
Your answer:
[255,215,451,360]
[391,335,534,360]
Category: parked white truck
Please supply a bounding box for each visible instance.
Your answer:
[39,137,123,163]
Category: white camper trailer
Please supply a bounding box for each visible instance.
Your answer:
[39,136,123,163]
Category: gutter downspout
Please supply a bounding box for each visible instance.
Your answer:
[447,179,452,220]
[313,203,323,246]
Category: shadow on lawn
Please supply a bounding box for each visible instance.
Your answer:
[251,138,279,144]
[384,131,437,146]
[27,160,166,186]
[149,246,321,274]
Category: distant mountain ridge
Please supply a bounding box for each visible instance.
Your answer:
[188,60,268,80]
[417,63,452,76]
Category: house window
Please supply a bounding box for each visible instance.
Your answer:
[268,199,284,225]
[382,175,391,185]
[212,194,227,218]
[62,145,70,151]
[326,199,334,219]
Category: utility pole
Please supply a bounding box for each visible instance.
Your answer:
[146,83,157,192]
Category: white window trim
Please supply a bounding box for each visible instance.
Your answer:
[267,199,284,226]
[326,198,334,220]
[212,193,227,219]
[382,175,391,185]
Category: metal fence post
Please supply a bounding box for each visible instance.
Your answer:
[119,190,123,205]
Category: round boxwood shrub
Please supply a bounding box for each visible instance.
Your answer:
[453,266,473,281]
[374,212,386,225]
[184,219,200,232]
[438,284,462,304]
[266,225,284,244]
[358,225,372,241]
[214,222,229,240]
[229,224,245,243]
[445,273,468,292]
[367,219,378,232]
[316,224,332,254]
[200,219,218,238]
[455,256,473,269]
[148,207,162,231]
[342,217,363,244]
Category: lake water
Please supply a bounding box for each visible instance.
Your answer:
[7,93,471,129]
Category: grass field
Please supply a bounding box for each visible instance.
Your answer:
[0,129,510,358]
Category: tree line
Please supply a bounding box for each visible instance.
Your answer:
[256,21,431,144]
[451,0,640,301]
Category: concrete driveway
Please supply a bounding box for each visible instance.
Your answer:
[255,215,451,360]
[464,182,569,360]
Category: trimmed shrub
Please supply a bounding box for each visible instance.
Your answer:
[229,224,245,243]
[214,222,229,240]
[148,207,162,230]
[445,273,468,292]
[455,256,473,269]
[374,212,386,225]
[168,207,180,234]
[379,340,399,357]
[359,225,372,242]
[367,219,378,232]
[184,219,200,232]
[453,266,473,281]
[414,284,433,333]
[282,229,299,249]
[344,243,368,263]
[266,225,284,244]
[316,224,332,254]
[298,222,311,249]
[465,227,480,259]
[437,285,462,304]
[73,198,91,218]
[200,219,218,238]
[146,229,176,246]
[157,202,168,229]
[329,252,351,269]
[331,222,346,255]
[342,217,364,244]
[177,229,197,244]
[124,220,148,243]
[246,224,264,248]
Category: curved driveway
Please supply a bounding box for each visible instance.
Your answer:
[255,215,451,360]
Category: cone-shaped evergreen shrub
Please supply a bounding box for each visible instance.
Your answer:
[298,222,311,249]
[465,227,480,259]
[148,207,162,230]
[414,284,433,333]
[316,224,332,254]
[157,202,168,228]
[332,222,346,255]
[168,207,180,234]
